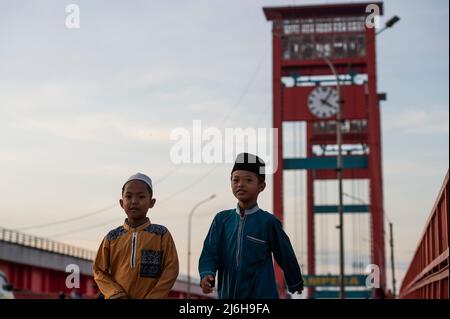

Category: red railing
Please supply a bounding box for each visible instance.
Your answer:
[399,171,449,299]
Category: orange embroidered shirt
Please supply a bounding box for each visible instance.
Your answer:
[93,218,179,299]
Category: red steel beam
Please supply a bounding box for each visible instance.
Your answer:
[365,25,387,298]
[271,21,287,298]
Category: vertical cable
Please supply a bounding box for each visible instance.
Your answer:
[299,123,306,271]
[293,123,299,257]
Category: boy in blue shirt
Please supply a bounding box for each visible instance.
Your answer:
[199,153,303,298]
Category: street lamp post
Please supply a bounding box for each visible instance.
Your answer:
[389,222,396,298]
[320,55,345,299]
[376,15,400,35]
[187,194,216,298]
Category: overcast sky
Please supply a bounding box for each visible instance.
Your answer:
[0,0,448,295]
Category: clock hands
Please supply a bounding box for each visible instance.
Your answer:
[320,98,335,109]
[324,88,333,102]
[320,88,336,109]
[308,87,338,118]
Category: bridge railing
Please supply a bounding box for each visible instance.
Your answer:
[0,227,96,261]
[399,171,449,299]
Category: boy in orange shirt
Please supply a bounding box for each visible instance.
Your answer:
[93,173,179,299]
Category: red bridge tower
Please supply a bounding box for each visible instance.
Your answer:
[264,2,386,298]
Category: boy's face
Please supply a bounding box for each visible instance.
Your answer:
[120,180,155,223]
[231,170,266,204]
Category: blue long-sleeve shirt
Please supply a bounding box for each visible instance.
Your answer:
[199,203,303,299]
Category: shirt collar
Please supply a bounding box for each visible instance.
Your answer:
[123,217,151,231]
[236,203,260,216]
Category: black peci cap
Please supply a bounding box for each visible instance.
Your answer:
[231,152,265,180]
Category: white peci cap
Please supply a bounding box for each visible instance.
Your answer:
[123,172,153,192]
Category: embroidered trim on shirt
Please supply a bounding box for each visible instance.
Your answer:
[143,224,168,236]
[106,226,127,241]
[140,250,162,277]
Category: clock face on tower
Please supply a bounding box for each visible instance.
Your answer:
[307,86,339,119]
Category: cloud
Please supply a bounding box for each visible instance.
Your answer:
[66,164,149,178]
[11,114,172,143]
[384,107,449,135]
[384,160,446,177]
[0,151,32,163]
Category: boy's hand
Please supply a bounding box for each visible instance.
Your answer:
[200,275,215,294]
